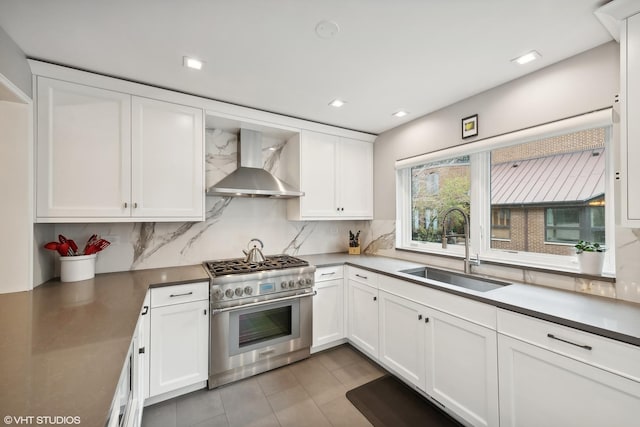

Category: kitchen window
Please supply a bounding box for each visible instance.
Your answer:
[396,109,615,274]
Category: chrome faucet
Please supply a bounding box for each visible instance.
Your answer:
[441,207,479,274]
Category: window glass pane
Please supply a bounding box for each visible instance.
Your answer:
[491,208,511,239]
[411,156,470,243]
[491,128,606,255]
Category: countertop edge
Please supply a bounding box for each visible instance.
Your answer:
[305,253,640,348]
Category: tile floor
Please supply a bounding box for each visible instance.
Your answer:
[141,345,385,427]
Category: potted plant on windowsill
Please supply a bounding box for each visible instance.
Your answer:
[575,240,605,275]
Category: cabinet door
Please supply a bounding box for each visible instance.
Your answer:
[378,291,425,388]
[299,130,338,217]
[312,278,345,349]
[141,292,151,400]
[36,77,131,219]
[131,97,204,220]
[425,309,499,427]
[498,334,640,427]
[149,299,209,397]
[623,13,640,224]
[347,279,378,359]
[337,138,373,218]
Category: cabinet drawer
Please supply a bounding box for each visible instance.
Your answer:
[497,309,640,382]
[315,266,344,282]
[347,267,378,288]
[151,281,209,307]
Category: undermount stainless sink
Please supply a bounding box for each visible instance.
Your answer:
[399,267,511,292]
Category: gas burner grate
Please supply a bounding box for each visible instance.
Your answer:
[205,255,309,276]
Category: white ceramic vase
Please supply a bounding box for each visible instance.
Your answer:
[577,251,605,275]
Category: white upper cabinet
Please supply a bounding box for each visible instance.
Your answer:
[286,130,373,220]
[621,12,640,225]
[36,77,132,219]
[35,77,204,222]
[597,1,640,226]
[131,97,203,219]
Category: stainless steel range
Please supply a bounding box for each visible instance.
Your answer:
[204,254,316,389]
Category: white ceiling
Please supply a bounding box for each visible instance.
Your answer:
[0,0,613,135]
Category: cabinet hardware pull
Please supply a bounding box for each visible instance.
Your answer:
[169,291,193,298]
[124,202,128,208]
[321,272,336,276]
[425,317,429,323]
[355,274,368,279]
[373,296,377,301]
[134,202,138,208]
[204,309,207,315]
[259,349,276,357]
[418,314,423,320]
[547,333,592,350]
[141,305,148,315]
[138,347,145,354]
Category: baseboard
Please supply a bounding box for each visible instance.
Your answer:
[144,380,207,407]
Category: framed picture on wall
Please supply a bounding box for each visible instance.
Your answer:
[462,114,478,139]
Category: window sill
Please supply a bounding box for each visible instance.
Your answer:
[395,247,616,283]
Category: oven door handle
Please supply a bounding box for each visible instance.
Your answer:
[211,290,317,314]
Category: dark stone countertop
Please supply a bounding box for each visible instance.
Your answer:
[0,265,209,427]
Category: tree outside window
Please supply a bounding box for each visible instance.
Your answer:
[411,156,470,243]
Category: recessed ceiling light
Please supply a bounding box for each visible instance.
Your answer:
[329,99,346,108]
[183,56,204,70]
[511,50,541,65]
[392,110,409,118]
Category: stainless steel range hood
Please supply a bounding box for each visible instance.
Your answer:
[207,129,303,198]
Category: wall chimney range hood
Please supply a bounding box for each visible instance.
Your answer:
[206,129,303,198]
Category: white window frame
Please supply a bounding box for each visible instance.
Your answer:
[395,109,615,275]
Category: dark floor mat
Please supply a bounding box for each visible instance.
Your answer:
[346,375,464,427]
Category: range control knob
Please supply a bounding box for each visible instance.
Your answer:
[212,289,224,300]
[225,288,234,298]
[235,287,243,297]
[281,281,288,289]
[244,286,253,296]
[297,279,305,286]
[288,280,295,288]
[305,278,313,286]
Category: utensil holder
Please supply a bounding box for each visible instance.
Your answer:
[349,246,361,255]
[60,254,97,282]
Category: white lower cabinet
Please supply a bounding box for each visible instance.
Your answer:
[425,308,498,427]
[498,334,640,427]
[148,283,209,398]
[497,309,640,427]
[312,266,345,350]
[378,290,498,427]
[107,306,146,427]
[378,291,425,388]
[347,273,379,359]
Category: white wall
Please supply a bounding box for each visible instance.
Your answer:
[0,26,31,98]
[369,41,640,303]
[0,26,33,294]
[0,101,32,293]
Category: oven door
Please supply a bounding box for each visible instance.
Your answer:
[209,292,313,387]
